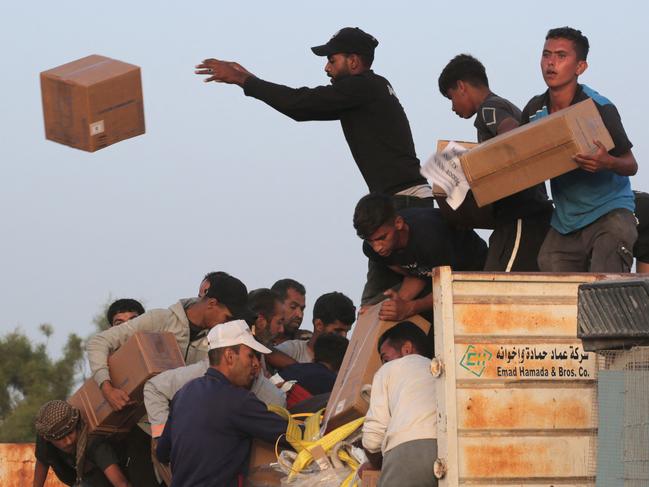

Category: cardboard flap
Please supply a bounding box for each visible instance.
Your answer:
[42,55,139,86]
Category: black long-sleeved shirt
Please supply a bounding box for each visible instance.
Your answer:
[156,367,288,487]
[243,72,427,195]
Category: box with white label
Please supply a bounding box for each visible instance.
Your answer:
[40,54,145,152]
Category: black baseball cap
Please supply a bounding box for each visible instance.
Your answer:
[311,27,379,57]
[204,272,251,320]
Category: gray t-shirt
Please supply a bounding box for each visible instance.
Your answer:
[276,339,314,363]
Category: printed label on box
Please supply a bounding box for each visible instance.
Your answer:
[334,399,346,415]
[89,120,105,136]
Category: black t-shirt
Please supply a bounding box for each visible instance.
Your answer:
[244,72,427,195]
[280,362,337,396]
[363,208,487,275]
[35,433,119,486]
[474,93,553,223]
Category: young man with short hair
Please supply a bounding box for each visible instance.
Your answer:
[521,27,637,272]
[107,299,145,327]
[33,400,131,487]
[362,322,437,487]
[87,271,249,412]
[275,291,355,364]
[354,193,487,321]
[438,54,553,271]
[156,321,289,487]
[270,278,306,341]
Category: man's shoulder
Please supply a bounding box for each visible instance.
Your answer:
[578,85,615,107]
[522,91,548,114]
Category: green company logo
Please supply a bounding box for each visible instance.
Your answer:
[460,345,492,377]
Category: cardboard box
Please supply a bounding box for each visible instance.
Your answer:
[459,98,613,207]
[323,305,431,432]
[40,54,145,152]
[69,332,184,435]
[434,140,496,230]
[249,439,277,468]
[361,469,381,487]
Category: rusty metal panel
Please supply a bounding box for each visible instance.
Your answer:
[458,436,595,479]
[453,303,578,336]
[0,443,67,487]
[457,388,597,430]
[432,268,620,486]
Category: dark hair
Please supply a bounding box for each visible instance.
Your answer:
[208,345,241,366]
[546,27,589,61]
[438,53,489,97]
[271,279,306,300]
[353,193,397,240]
[314,333,349,372]
[248,288,281,322]
[378,321,432,358]
[313,292,356,326]
[106,298,145,326]
[347,52,373,69]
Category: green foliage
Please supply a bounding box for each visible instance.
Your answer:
[0,326,83,442]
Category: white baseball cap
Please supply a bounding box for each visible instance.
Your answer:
[207,320,271,354]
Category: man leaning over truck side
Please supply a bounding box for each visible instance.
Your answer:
[437,54,553,272]
[353,193,487,321]
[521,26,637,272]
[86,271,249,411]
[362,322,437,487]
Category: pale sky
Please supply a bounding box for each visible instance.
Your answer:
[1,0,647,358]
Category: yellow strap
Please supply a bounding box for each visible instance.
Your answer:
[267,405,365,480]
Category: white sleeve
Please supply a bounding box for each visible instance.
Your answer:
[144,360,207,437]
[251,374,287,408]
[362,365,391,454]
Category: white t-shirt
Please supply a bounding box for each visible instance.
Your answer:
[276,339,314,363]
[362,354,437,454]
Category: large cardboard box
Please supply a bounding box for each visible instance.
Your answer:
[40,54,145,152]
[69,332,184,435]
[323,305,431,432]
[434,140,496,230]
[459,98,613,207]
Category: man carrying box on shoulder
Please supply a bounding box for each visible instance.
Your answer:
[521,27,637,272]
[438,54,553,271]
[86,271,249,411]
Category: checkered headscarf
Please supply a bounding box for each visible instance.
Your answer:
[34,400,80,441]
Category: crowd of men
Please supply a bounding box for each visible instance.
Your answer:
[33,24,648,487]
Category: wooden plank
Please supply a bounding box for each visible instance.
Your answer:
[458,436,596,479]
[434,266,459,487]
[456,388,597,430]
[453,280,583,299]
[453,303,578,336]
[454,342,597,382]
